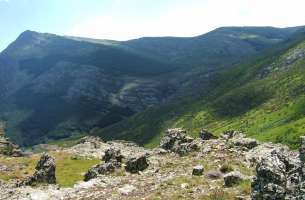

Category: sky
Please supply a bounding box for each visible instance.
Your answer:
[0,0,305,51]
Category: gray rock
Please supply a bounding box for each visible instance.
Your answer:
[102,147,124,164]
[118,184,137,195]
[224,171,247,187]
[84,162,116,181]
[84,147,123,181]
[192,165,204,176]
[125,154,149,173]
[222,130,258,150]
[221,130,245,140]
[173,141,199,156]
[0,124,23,157]
[199,129,217,140]
[205,170,222,179]
[251,146,304,200]
[160,128,190,150]
[24,153,56,185]
[232,137,258,149]
[160,128,197,156]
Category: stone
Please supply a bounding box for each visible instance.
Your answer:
[192,165,204,176]
[160,128,197,156]
[224,171,247,187]
[232,137,258,149]
[221,130,245,140]
[199,129,218,140]
[24,153,56,185]
[102,147,124,164]
[173,142,199,156]
[84,147,122,181]
[84,162,116,181]
[221,130,258,150]
[125,154,149,173]
[181,183,189,189]
[205,170,222,179]
[0,123,23,157]
[118,184,136,195]
[251,147,303,199]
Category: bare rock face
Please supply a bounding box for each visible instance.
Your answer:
[251,139,305,200]
[199,129,218,140]
[160,128,198,156]
[24,153,56,185]
[125,154,149,173]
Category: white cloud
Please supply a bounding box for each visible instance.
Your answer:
[66,0,305,40]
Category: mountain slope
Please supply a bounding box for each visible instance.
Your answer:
[94,29,305,148]
[0,31,175,145]
[0,27,302,146]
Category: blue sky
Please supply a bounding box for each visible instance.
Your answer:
[1,0,305,51]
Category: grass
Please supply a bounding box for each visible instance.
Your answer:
[0,152,100,187]
[127,38,305,149]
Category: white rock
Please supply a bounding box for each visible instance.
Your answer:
[118,184,137,195]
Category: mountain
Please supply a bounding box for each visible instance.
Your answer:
[0,26,303,146]
[94,28,305,148]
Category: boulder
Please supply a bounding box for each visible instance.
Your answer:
[232,137,258,149]
[192,165,204,176]
[224,171,247,187]
[125,155,149,173]
[221,130,245,140]
[199,129,218,140]
[251,147,303,199]
[84,162,115,181]
[84,148,122,181]
[160,128,191,150]
[160,128,198,155]
[24,153,56,185]
[102,147,124,164]
[205,170,222,179]
[173,142,199,156]
[221,130,258,150]
[0,125,23,157]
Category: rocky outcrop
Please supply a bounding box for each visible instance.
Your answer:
[24,153,56,186]
[222,130,258,150]
[199,129,217,140]
[251,137,305,199]
[84,162,116,181]
[0,124,22,157]
[160,128,199,156]
[125,154,149,173]
[224,171,248,187]
[84,148,124,181]
[102,147,124,164]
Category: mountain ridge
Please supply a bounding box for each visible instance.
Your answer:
[0,26,304,146]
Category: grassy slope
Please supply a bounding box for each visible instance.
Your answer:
[94,33,305,149]
[0,152,99,187]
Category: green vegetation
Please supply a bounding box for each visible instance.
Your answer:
[0,152,100,187]
[1,27,302,147]
[95,32,305,149]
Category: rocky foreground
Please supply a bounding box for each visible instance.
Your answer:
[1,129,305,200]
